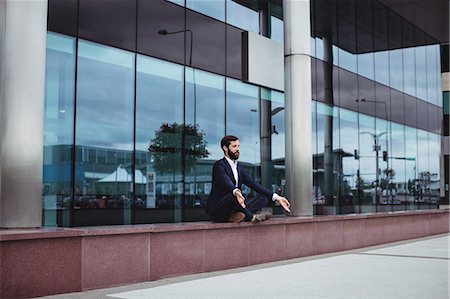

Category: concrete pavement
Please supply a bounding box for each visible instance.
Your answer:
[39,233,449,299]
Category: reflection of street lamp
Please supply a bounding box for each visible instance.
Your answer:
[158,28,196,206]
[158,29,193,66]
[360,131,390,204]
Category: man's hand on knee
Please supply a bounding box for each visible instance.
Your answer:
[234,190,246,208]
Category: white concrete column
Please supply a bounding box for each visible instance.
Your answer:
[0,0,48,227]
[283,0,313,215]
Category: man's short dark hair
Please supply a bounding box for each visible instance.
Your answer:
[221,135,239,150]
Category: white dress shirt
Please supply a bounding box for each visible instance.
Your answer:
[224,156,278,202]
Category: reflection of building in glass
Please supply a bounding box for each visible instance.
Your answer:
[1,0,448,228]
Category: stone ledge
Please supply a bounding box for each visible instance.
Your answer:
[1,209,449,298]
[1,209,448,241]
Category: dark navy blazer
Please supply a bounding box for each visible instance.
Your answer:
[206,158,274,214]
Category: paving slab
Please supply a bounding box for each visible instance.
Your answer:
[39,234,450,299]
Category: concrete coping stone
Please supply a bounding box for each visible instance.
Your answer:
[1,208,448,242]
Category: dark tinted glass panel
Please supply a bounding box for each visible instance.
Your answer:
[357,77,376,117]
[416,100,429,130]
[186,9,225,75]
[78,0,136,51]
[338,68,358,112]
[226,25,244,80]
[356,0,373,54]
[48,0,78,36]
[137,0,185,66]
[441,44,449,73]
[390,89,404,124]
[388,10,402,50]
[373,1,388,52]
[315,59,325,103]
[404,94,417,128]
[311,58,317,100]
[374,83,390,120]
[428,104,441,134]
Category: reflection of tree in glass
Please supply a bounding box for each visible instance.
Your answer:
[148,123,209,174]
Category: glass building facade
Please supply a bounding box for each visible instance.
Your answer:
[43,0,446,227]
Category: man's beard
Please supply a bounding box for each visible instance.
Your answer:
[229,149,240,160]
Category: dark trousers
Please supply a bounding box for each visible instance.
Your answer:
[209,194,268,222]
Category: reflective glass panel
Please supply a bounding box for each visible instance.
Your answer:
[359,114,376,212]
[389,122,406,210]
[187,0,225,21]
[271,16,284,44]
[426,45,439,105]
[416,130,430,205]
[428,133,440,204]
[185,68,225,220]
[137,0,185,66]
[43,33,76,227]
[186,9,226,75]
[226,79,259,166]
[226,0,258,33]
[404,127,417,209]
[357,52,374,80]
[403,47,416,97]
[315,103,339,214]
[415,46,427,101]
[389,49,403,92]
[75,40,135,226]
[135,55,183,223]
[337,108,358,214]
[374,51,389,87]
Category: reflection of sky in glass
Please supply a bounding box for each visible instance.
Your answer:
[429,133,440,179]
[136,55,183,151]
[166,0,184,6]
[404,127,417,183]
[415,46,427,101]
[389,49,403,91]
[417,129,429,173]
[339,108,359,187]
[269,90,285,160]
[390,123,405,182]
[226,0,258,33]
[226,78,258,163]
[271,16,283,44]
[403,48,416,97]
[357,52,374,80]
[426,45,439,105]
[187,0,225,21]
[186,68,225,159]
[338,48,357,73]
[76,40,134,150]
[375,51,389,86]
[44,33,75,146]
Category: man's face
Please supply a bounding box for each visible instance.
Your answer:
[225,140,240,161]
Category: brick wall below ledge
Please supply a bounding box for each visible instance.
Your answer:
[1,209,449,298]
